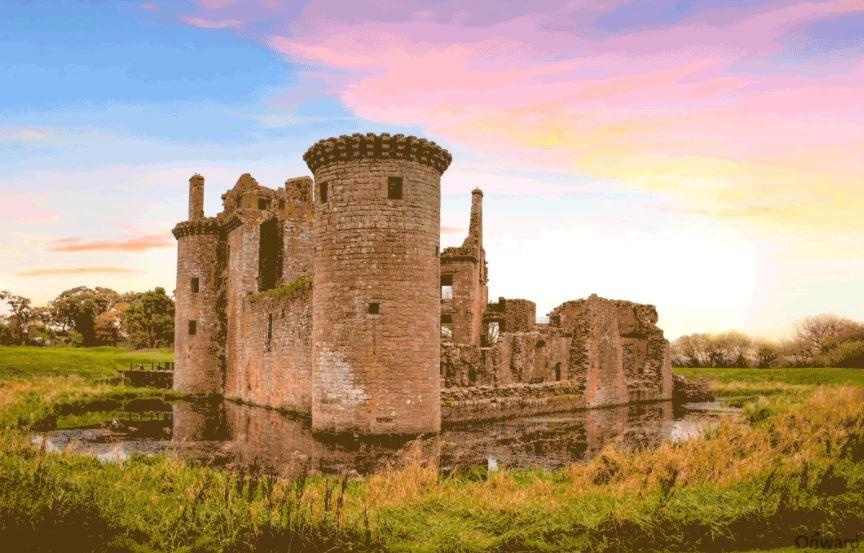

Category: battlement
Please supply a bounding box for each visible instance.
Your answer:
[172,218,220,239]
[173,131,674,435]
[303,133,452,174]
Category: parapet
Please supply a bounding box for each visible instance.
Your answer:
[172,217,220,239]
[303,133,452,174]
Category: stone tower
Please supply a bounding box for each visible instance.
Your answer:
[304,133,452,435]
[172,174,222,395]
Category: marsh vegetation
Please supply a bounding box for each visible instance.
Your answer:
[1,346,863,551]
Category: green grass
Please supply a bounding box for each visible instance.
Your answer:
[0,346,177,429]
[674,366,864,387]
[0,345,172,382]
[3,387,864,552]
[1,348,864,551]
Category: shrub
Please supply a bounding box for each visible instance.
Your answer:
[815,340,864,368]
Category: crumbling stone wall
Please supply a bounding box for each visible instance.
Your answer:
[281,177,314,283]
[227,291,312,412]
[440,189,487,346]
[173,133,675,434]
[306,133,450,435]
[442,294,673,421]
[485,298,536,334]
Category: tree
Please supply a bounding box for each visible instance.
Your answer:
[0,291,34,345]
[815,340,864,368]
[0,323,13,345]
[793,314,861,359]
[49,287,119,346]
[753,339,780,368]
[123,288,174,349]
[94,308,124,346]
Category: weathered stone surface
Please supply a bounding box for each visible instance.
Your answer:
[309,143,446,435]
[672,374,715,403]
[441,189,487,346]
[172,133,675,435]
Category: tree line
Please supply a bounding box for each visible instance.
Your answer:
[672,314,864,368]
[0,286,174,349]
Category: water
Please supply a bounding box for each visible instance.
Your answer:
[32,399,735,476]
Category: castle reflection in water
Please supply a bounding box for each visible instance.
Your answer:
[36,399,717,476]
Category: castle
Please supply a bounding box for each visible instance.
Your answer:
[172,133,673,436]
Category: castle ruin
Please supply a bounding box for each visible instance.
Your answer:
[172,133,674,435]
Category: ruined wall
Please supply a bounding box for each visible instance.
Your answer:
[485,298,536,334]
[226,291,313,412]
[442,294,672,422]
[172,217,222,395]
[441,332,569,388]
[440,189,487,346]
[440,256,479,344]
[220,174,315,414]
[306,133,450,435]
[224,215,262,400]
[281,177,314,282]
[550,294,672,405]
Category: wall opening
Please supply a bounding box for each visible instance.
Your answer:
[258,218,282,291]
[554,362,562,381]
[441,273,453,300]
[266,313,273,351]
[188,320,197,336]
[368,302,380,315]
[441,313,453,341]
[318,181,328,203]
[388,176,403,199]
[191,277,200,293]
[258,197,271,210]
[485,321,500,345]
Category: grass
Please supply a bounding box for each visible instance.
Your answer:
[3,386,863,551]
[247,276,312,304]
[675,366,864,387]
[1,349,864,551]
[0,345,172,382]
[0,346,177,429]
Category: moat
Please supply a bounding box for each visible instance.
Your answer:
[33,399,736,476]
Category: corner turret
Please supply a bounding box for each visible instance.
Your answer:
[188,174,205,221]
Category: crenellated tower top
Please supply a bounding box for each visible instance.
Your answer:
[303,133,452,174]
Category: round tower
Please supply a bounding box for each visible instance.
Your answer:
[304,133,452,435]
[172,174,222,396]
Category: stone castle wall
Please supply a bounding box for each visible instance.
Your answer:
[172,218,222,395]
[173,132,676,434]
[307,134,450,435]
[225,291,312,412]
[441,294,673,421]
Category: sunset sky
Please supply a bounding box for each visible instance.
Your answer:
[2,0,863,339]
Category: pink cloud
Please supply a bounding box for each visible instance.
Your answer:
[138,2,158,10]
[16,267,135,277]
[48,234,173,253]
[178,0,864,225]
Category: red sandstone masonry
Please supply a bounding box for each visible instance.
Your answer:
[172,216,222,395]
[172,133,675,434]
[306,133,450,435]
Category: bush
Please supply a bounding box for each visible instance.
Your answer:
[815,340,864,368]
[0,325,12,346]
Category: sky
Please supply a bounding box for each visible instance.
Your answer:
[1,0,863,339]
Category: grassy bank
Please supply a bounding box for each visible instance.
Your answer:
[0,345,172,382]
[3,386,863,551]
[675,366,864,388]
[0,346,176,428]
[1,349,863,551]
